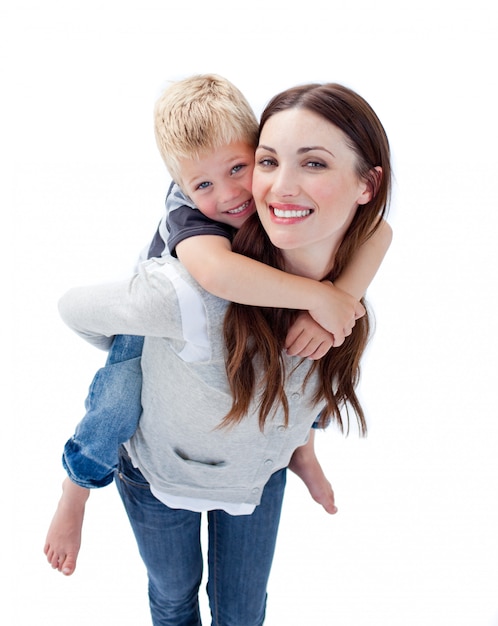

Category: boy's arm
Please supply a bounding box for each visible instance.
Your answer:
[284,312,336,359]
[283,219,392,355]
[333,219,393,300]
[176,235,364,341]
[285,220,392,359]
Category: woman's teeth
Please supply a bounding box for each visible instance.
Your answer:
[273,207,312,218]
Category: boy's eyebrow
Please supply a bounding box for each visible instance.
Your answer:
[256,144,335,157]
[183,175,204,187]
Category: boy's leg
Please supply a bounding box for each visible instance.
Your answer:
[206,468,287,626]
[288,430,338,514]
[45,335,145,575]
[44,477,90,576]
[63,334,144,488]
[115,448,203,625]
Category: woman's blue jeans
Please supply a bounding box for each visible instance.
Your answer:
[62,334,144,488]
[115,448,287,626]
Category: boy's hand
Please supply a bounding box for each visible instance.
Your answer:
[308,282,365,346]
[285,312,335,359]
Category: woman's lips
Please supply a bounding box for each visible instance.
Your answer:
[269,203,313,220]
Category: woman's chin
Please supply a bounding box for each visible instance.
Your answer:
[266,231,301,251]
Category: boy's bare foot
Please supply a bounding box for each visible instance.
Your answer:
[44,478,90,576]
[304,471,338,514]
[288,437,338,514]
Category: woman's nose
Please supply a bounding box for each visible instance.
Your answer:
[271,166,299,197]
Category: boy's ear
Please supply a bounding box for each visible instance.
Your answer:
[358,166,382,205]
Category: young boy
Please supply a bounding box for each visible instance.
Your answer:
[45,74,392,576]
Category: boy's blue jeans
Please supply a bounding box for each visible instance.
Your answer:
[62,334,144,488]
[115,447,286,626]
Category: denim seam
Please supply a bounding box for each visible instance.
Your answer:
[211,511,220,626]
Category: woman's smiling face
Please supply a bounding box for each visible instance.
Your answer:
[252,108,373,277]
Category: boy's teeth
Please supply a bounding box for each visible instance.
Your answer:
[273,207,311,218]
[228,201,249,214]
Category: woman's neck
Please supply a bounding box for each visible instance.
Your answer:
[282,246,335,281]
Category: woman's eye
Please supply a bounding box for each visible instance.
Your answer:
[258,157,277,168]
[305,160,326,169]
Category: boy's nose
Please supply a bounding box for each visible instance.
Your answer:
[220,182,243,203]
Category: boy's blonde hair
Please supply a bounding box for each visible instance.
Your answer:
[154,74,259,185]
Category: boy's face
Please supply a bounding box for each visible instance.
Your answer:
[178,140,256,228]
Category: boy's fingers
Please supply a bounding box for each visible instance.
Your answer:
[354,302,366,319]
[332,332,345,347]
[307,342,332,360]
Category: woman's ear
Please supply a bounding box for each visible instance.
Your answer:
[358,166,383,205]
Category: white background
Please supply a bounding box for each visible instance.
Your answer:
[2,1,497,624]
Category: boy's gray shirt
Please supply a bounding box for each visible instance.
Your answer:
[143,182,235,261]
[59,255,323,505]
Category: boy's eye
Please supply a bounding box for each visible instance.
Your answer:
[230,163,247,175]
[196,181,212,190]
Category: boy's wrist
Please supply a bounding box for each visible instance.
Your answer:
[307,280,342,318]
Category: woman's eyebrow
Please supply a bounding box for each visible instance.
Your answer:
[298,146,335,157]
[256,144,335,157]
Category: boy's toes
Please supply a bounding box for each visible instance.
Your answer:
[44,546,59,569]
[59,553,77,576]
[53,553,65,570]
[44,546,76,575]
[324,502,338,514]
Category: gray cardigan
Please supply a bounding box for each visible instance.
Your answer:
[58,255,323,505]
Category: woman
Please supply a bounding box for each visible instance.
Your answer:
[56,82,391,625]
[225,82,390,435]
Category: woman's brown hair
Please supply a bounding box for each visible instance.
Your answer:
[223,83,391,435]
